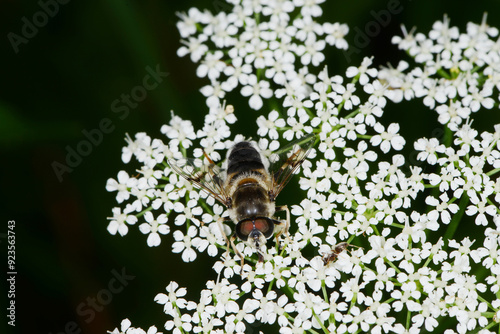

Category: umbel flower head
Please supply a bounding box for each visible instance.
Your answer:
[107,1,500,333]
[176,0,348,111]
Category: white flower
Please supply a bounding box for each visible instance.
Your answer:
[107,207,137,236]
[196,50,226,80]
[160,114,197,148]
[363,79,388,108]
[414,137,441,165]
[370,123,406,153]
[177,35,209,62]
[173,199,203,226]
[346,57,378,85]
[176,8,204,38]
[222,57,252,89]
[435,100,471,130]
[323,22,349,49]
[155,281,189,316]
[291,198,323,226]
[462,85,495,111]
[172,226,199,262]
[200,81,225,108]
[209,279,240,318]
[194,225,221,257]
[426,193,459,225]
[466,193,497,226]
[257,256,292,288]
[139,211,170,247]
[256,110,286,139]
[427,164,464,193]
[410,299,440,332]
[106,171,134,203]
[366,235,403,263]
[333,82,360,110]
[240,75,273,110]
[296,38,326,66]
[121,132,155,164]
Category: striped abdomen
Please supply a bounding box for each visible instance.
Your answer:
[226,141,273,221]
[226,141,266,177]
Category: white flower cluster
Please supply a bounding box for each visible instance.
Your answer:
[177,0,348,110]
[379,14,499,131]
[106,2,500,334]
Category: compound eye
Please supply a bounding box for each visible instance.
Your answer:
[254,218,274,239]
[235,220,254,241]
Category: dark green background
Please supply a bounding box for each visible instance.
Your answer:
[1,1,500,333]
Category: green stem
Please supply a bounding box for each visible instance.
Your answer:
[437,68,451,80]
[442,126,453,147]
[311,308,330,334]
[486,167,500,177]
[443,194,469,241]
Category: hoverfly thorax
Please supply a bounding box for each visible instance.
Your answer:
[232,182,273,221]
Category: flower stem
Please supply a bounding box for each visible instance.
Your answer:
[443,194,469,241]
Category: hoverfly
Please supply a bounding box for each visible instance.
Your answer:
[168,133,316,264]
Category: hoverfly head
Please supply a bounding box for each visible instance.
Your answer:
[236,218,275,262]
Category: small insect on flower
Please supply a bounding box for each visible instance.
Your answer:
[322,242,352,265]
[168,133,316,265]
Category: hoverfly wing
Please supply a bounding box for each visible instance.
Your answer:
[268,133,317,199]
[167,157,230,207]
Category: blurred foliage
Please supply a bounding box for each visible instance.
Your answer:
[1,0,499,333]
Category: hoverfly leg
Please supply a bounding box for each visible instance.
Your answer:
[274,205,291,248]
[217,217,245,271]
[216,217,232,257]
[229,234,245,271]
[202,149,215,164]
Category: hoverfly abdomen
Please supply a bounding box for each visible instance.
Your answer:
[227,142,267,176]
[225,141,274,223]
